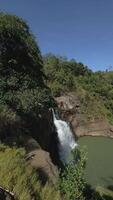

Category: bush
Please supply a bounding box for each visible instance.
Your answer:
[0,144,40,200]
[0,144,61,200]
[58,147,87,200]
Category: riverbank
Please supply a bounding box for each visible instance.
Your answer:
[75,119,113,139]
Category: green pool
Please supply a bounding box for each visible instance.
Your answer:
[78,136,113,188]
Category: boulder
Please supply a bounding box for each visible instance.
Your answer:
[27,149,58,185]
[24,136,58,185]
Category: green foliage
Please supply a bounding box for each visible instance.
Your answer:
[40,183,60,200]
[43,53,113,124]
[0,13,54,140]
[43,54,91,97]
[58,147,87,200]
[78,71,113,123]
[0,144,40,200]
[0,13,43,82]
[0,144,61,200]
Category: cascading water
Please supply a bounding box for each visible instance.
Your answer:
[52,109,77,164]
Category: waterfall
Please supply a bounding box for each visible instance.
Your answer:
[52,109,77,164]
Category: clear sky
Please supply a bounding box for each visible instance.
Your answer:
[0,0,113,71]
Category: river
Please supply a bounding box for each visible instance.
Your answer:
[79,136,113,188]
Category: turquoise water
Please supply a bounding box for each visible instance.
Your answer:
[78,136,113,188]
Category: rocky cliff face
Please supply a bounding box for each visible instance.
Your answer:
[55,93,113,138]
[24,136,58,185]
[21,110,60,185]
[32,110,60,167]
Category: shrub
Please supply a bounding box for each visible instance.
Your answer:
[0,144,61,200]
[58,147,87,200]
[0,144,41,200]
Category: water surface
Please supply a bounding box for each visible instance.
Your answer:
[79,136,113,188]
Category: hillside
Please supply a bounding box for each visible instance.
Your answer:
[43,54,113,125]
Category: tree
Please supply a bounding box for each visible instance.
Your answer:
[0,13,53,140]
[58,148,87,200]
[43,53,92,96]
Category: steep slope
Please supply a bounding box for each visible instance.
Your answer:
[43,54,113,137]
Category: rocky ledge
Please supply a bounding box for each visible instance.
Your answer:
[55,93,113,139]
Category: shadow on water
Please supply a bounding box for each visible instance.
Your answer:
[107,177,113,191]
[102,196,113,200]
[108,185,113,191]
[84,184,113,200]
[91,176,113,200]
[100,176,113,188]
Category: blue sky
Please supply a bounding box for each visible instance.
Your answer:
[0,0,113,71]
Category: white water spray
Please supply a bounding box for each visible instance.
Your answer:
[52,109,77,164]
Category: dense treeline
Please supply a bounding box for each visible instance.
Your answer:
[43,53,113,123]
[43,53,92,96]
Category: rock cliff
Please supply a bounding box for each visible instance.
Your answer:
[24,136,58,185]
[55,93,113,138]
